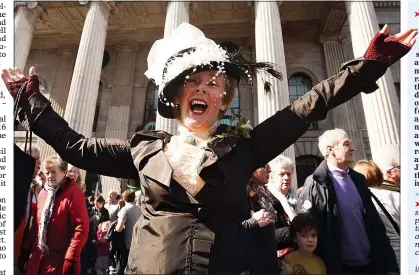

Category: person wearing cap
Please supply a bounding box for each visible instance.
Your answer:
[3,23,416,274]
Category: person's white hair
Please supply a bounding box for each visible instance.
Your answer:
[375,154,399,179]
[318,128,349,158]
[269,155,295,175]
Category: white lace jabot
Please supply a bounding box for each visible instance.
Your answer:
[164,122,218,196]
[177,122,218,148]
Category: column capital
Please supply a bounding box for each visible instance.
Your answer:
[79,1,115,12]
[317,33,347,44]
[15,1,37,9]
[164,1,190,12]
[27,1,38,9]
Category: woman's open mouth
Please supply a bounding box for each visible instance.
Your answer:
[189,99,208,115]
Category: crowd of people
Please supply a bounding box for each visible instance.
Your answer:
[244,129,401,274]
[6,22,415,274]
[12,129,401,275]
[14,149,142,275]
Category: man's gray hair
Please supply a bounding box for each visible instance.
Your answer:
[269,155,295,174]
[318,128,349,158]
[375,154,399,178]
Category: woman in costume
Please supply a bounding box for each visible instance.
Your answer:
[4,23,416,274]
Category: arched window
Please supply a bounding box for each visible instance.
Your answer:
[92,82,103,132]
[288,73,318,130]
[295,155,323,188]
[219,87,240,126]
[288,73,313,103]
[143,81,159,131]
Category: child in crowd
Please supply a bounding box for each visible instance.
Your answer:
[280,213,326,275]
[95,221,111,274]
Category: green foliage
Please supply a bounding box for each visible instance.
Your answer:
[216,109,252,139]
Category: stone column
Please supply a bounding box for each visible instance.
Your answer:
[345,1,400,163]
[155,1,190,135]
[317,34,366,160]
[63,1,111,136]
[63,1,111,182]
[254,1,298,190]
[14,2,39,71]
[101,45,137,196]
[37,48,76,160]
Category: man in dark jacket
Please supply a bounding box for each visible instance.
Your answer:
[297,129,398,275]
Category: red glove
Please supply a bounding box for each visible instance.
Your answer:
[62,259,80,275]
[6,74,40,102]
[364,32,411,65]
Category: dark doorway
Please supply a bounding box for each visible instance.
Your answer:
[296,155,323,188]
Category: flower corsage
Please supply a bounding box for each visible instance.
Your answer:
[216,109,253,139]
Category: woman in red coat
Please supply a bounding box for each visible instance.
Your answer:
[21,155,89,275]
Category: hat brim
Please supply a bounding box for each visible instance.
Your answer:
[157,62,242,119]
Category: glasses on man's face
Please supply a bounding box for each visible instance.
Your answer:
[390,166,400,172]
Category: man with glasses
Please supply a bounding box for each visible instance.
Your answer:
[376,156,400,192]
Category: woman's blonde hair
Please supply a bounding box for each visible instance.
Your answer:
[353,160,383,188]
[42,154,68,173]
[98,221,111,232]
[68,164,82,186]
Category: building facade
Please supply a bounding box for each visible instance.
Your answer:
[14,1,401,196]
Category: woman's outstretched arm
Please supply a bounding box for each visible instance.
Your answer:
[3,68,139,180]
[249,26,417,170]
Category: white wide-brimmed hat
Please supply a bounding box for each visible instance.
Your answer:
[145,23,282,118]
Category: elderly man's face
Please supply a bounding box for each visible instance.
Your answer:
[388,164,400,185]
[329,138,355,165]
